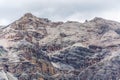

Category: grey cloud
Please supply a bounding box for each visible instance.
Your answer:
[0,0,120,25]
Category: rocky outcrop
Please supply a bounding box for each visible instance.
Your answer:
[0,13,120,80]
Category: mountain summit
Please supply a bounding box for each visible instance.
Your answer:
[0,13,120,80]
[23,13,34,18]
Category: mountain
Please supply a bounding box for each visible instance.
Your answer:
[0,13,120,80]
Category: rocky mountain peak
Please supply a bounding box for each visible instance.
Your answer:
[6,13,51,31]
[23,13,34,18]
[20,13,42,22]
[93,17,103,20]
[21,13,51,23]
[90,17,105,22]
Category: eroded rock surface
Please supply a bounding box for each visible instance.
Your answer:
[0,13,120,80]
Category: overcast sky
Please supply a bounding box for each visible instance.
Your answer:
[0,0,120,25]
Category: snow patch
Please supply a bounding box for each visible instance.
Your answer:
[51,62,74,70]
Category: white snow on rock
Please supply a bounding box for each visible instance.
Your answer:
[51,62,74,70]
[6,72,18,80]
[0,70,17,80]
[0,70,9,80]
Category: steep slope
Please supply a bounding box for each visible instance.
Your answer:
[0,13,57,80]
[0,13,120,80]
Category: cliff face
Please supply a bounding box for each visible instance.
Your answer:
[0,13,120,80]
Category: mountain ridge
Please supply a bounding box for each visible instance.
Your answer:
[0,13,120,80]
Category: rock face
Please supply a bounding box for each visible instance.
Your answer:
[0,13,120,80]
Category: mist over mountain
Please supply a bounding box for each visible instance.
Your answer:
[0,13,119,80]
